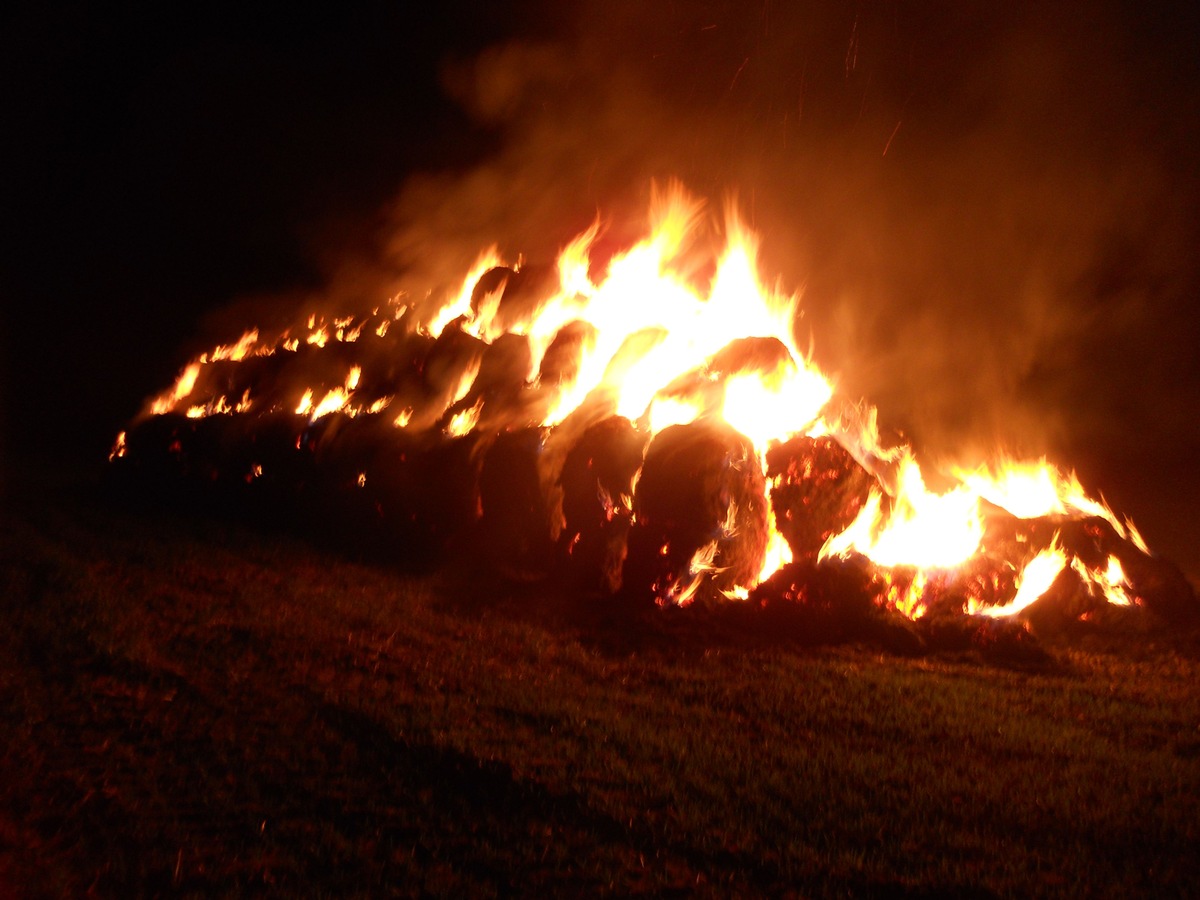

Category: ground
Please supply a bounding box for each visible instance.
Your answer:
[2,468,1198,897]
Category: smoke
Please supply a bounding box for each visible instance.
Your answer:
[378,2,1193,459]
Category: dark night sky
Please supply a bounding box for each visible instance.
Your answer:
[3,1,1199,576]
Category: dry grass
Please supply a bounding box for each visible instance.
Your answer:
[1,473,1198,897]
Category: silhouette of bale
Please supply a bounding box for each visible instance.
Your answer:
[917,614,1049,666]
[478,428,555,575]
[766,435,875,560]
[749,556,895,645]
[538,321,597,390]
[114,413,199,490]
[557,415,648,593]
[623,419,768,606]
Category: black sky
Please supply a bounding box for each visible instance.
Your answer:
[3,1,1198,575]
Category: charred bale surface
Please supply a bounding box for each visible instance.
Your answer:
[469,264,559,335]
[442,333,535,431]
[414,324,486,430]
[478,428,555,575]
[351,326,435,409]
[766,435,875,560]
[909,557,1020,619]
[557,416,648,594]
[623,420,767,606]
[749,556,893,645]
[538,321,596,391]
[981,512,1200,625]
[346,430,487,569]
[917,616,1051,668]
[707,335,795,379]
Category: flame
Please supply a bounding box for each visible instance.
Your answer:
[956,457,1146,548]
[150,362,201,415]
[205,329,260,363]
[722,368,832,453]
[1074,553,1135,608]
[757,497,794,584]
[427,247,504,337]
[971,541,1068,618]
[885,569,929,621]
[822,453,984,570]
[445,399,484,436]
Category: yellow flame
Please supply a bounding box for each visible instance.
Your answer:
[823,453,983,570]
[757,510,793,584]
[886,570,928,620]
[311,387,350,420]
[150,362,201,415]
[1071,553,1135,607]
[722,368,831,454]
[203,329,259,363]
[445,399,483,436]
[971,541,1068,618]
[956,457,1144,547]
[646,396,703,434]
[428,247,504,337]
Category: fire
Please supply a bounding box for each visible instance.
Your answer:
[971,542,1068,619]
[123,184,1167,621]
[956,457,1147,550]
[822,452,984,570]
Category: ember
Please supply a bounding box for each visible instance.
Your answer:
[111,186,1198,646]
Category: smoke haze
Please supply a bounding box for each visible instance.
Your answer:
[371,2,1200,567]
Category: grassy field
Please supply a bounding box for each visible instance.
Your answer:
[2,472,1199,897]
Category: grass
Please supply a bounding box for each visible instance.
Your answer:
[1,472,1198,897]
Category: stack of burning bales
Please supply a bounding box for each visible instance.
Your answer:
[111,253,1199,655]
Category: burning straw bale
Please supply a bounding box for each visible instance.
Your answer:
[766,435,875,560]
[623,419,767,606]
[440,332,536,431]
[413,321,486,430]
[981,512,1200,627]
[557,415,648,593]
[538,321,596,390]
[115,413,204,488]
[472,264,560,335]
[343,322,434,410]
